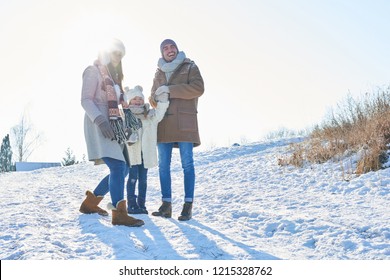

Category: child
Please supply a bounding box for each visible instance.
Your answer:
[124,85,169,214]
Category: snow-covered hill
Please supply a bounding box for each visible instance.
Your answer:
[0,138,389,260]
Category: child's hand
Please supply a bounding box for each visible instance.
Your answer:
[149,96,157,108]
[147,108,156,118]
[121,100,129,109]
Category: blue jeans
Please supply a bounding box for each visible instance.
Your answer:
[157,142,195,203]
[126,161,148,201]
[93,157,129,207]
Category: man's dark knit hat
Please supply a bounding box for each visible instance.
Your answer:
[160,39,178,55]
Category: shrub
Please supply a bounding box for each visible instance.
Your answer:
[62,147,79,166]
[282,86,390,174]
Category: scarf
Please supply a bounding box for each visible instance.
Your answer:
[123,108,142,130]
[128,104,153,120]
[95,61,139,144]
[158,51,186,81]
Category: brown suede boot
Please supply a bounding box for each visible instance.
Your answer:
[151,201,172,218]
[110,200,144,227]
[79,190,108,216]
[178,202,193,221]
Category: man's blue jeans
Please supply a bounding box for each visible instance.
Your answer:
[93,157,129,207]
[157,142,195,203]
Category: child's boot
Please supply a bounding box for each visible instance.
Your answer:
[127,197,140,214]
[137,197,148,214]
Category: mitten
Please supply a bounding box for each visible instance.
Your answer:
[155,85,170,96]
[155,92,169,103]
[147,108,156,118]
[94,115,115,139]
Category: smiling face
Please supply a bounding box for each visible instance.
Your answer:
[130,96,144,106]
[162,43,178,62]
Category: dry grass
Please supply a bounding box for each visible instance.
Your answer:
[280,87,390,174]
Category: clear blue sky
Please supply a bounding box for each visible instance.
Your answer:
[1,0,390,162]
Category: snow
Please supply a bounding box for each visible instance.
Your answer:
[1,137,389,277]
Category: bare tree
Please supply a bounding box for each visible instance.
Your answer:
[11,113,44,162]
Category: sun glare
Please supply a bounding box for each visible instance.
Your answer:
[60,11,130,64]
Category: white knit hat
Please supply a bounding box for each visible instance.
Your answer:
[125,85,144,102]
[98,38,126,65]
[109,38,126,56]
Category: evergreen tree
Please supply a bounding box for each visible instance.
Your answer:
[0,134,13,172]
[62,147,78,166]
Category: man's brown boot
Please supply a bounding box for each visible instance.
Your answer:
[151,201,172,218]
[178,202,193,221]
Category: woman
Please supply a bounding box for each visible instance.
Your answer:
[79,39,144,227]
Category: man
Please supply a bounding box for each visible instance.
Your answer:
[150,39,204,221]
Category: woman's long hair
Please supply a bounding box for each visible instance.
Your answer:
[107,61,124,92]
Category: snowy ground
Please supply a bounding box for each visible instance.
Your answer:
[0,137,389,261]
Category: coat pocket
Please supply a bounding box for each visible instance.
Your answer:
[178,109,198,132]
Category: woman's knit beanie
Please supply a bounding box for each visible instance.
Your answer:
[99,38,126,65]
